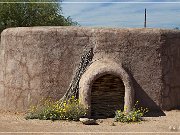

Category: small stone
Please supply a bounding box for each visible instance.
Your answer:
[110,122,116,126]
[169,126,173,131]
[172,126,178,131]
[169,125,178,131]
[97,119,103,123]
[79,118,96,125]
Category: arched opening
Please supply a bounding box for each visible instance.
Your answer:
[79,59,134,118]
[91,74,125,118]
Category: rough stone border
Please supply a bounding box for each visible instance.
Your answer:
[79,59,134,118]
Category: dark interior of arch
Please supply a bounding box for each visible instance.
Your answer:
[91,74,125,118]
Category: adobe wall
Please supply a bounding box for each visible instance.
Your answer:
[161,32,180,110]
[0,27,179,112]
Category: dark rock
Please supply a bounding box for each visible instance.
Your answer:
[79,118,97,125]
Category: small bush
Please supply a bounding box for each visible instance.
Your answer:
[25,96,87,121]
[114,101,149,123]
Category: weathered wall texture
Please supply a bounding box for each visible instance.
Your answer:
[0,27,179,112]
[161,32,180,110]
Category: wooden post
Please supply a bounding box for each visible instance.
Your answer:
[144,8,147,28]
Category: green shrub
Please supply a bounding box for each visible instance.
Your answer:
[25,96,87,121]
[114,101,149,123]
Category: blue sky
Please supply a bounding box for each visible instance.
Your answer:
[61,0,180,28]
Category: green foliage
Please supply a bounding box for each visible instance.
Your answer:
[0,0,78,33]
[114,101,149,123]
[25,96,87,121]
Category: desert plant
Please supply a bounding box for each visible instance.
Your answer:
[114,101,149,123]
[25,96,87,121]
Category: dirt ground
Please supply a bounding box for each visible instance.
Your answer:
[0,110,179,135]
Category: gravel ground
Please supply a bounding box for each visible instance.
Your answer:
[0,110,179,135]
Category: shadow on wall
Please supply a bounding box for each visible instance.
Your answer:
[126,70,166,117]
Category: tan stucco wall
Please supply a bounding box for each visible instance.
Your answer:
[161,32,180,110]
[0,27,179,112]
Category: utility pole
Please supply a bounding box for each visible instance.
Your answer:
[144,8,147,28]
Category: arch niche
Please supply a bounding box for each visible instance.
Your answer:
[79,59,134,118]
